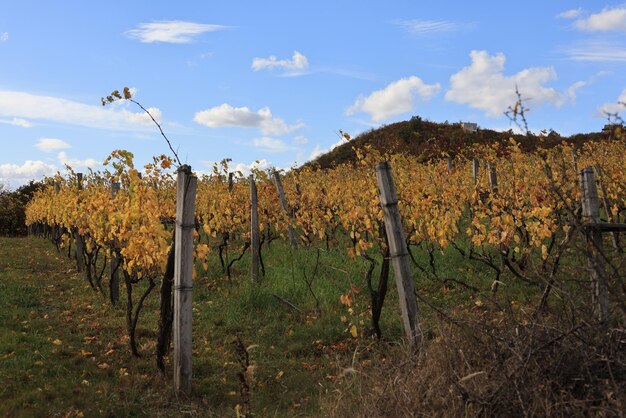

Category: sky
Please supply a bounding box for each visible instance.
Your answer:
[1,1,625,188]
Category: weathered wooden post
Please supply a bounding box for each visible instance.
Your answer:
[75,173,85,273]
[272,170,298,249]
[487,162,498,194]
[173,165,197,395]
[593,164,620,251]
[571,149,579,175]
[250,175,260,282]
[472,158,480,184]
[375,161,421,349]
[447,157,453,172]
[109,182,121,305]
[228,172,234,192]
[579,167,609,323]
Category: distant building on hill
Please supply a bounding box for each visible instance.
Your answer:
[461,122,478,132]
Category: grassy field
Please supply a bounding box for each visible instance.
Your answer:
[0,235,416,417]
[2,233,623,417]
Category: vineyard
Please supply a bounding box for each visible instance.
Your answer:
[7,135,626,415]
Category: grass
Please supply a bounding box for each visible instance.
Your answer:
[1,235,415,416]
[2,229,615,417]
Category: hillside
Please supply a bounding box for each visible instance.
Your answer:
[308,116,610,169]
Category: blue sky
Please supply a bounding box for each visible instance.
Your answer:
[1,1,625,187]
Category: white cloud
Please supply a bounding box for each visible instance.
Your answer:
[574,7,626,31]
[0,91,162,131]
[598,89,626,115]
[394,19,461,35]
[57,152,99,169]
[566,80,587,103]
[0,160,57,182]
[347,76,440,122]
[194,103,304,135]
[0,117,31,128]
[564,42,626,62]
[252,137,290,153]
[309,144,325,161]
[36,138,70,153]
[0,32,7,42]
[445,50,563,117]
[557,8,583,19]
[126,21,229,43]
[252,51,309,74]
[293,135,308,145]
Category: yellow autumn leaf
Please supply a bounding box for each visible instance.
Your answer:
[350,324,358,338]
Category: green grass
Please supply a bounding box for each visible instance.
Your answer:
[1,231,593,417]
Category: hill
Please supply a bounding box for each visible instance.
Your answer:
[307,116,611,169]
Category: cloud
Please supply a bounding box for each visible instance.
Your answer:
[574,7,626,31]
[57,152,99,169]
[445,50,563,117]
[252,51,309,74]
[394,19,462,35]
[0,117,31,128]
[598,89,626,115]
[563,41,626,62]
[557,8,583,19]
[36,138,70,153]
[0,32,7,42]
[126,21,229,43]
[293,135,308,145]
[0,90,162,131]
[0,160,57,182]
[347,76,440,122]
[252,137,290,153]
[566,81,588,103]
[194,103,304,135]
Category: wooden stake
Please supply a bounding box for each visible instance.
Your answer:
[250,175,260,282]
[272,170,298,249]
[472,158,479,184]
[375,161,421,349]
[579,167,609,323]
[75,173,85,273]
[593,164,620,251]
[173,165,197,395]
[109,182,121,306]
[487,162,498,194]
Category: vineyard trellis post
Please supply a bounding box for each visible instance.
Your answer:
[272,170,298,249]
[579,167,609,323]
[75,173,85,273]
[250,175,260,282]
[472,157,479,184]
[173,165,197,395]
[375,161,421,349]
[593,164,620,251]
[109,182,121,306]
[447,157,453,172]
[487,162,498,194]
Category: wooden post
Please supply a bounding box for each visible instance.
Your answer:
[472,158,479,184]
[447,157,453,172]
[75,173,85,273]
[228,172,234,192]
[571,149,579,175]
[579,167,609,323]
[593,164,620,251]
[250,175,260,282]
[375,161,420,349]
[173,165,197,395]
[272,170,298,249]
[487,162,498,194]
[109,182,121,305]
